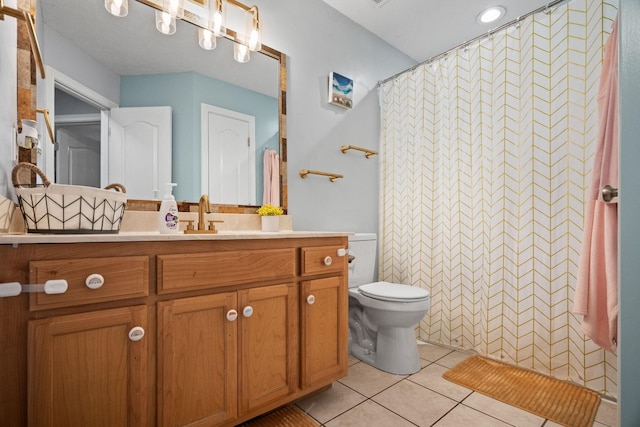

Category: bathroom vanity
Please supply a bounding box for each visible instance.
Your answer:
[0,232,349,426]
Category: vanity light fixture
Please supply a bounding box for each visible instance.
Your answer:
[105,0,262,62]
[226,0,262,58]
[477,6,506,24]
[105,0,128,17]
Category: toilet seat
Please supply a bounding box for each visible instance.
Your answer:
[358,281,429,302]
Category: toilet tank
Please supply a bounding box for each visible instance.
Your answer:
[348,233,377,288]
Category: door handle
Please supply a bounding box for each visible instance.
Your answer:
[602,185,618,202]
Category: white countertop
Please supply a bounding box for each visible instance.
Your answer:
[0,209,352,244]
[0,230,352,245]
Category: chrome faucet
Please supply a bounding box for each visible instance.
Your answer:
[197,194,211,231]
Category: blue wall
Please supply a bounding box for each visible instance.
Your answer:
[120,72,278,202]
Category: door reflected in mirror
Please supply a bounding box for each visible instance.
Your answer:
[37,0,286,208]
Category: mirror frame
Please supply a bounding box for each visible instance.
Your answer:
[16,0,38,168]
[24,0,287,213]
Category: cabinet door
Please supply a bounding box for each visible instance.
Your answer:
[300,276,348,389]
[28,305,148,427]
[158,293,237,427]
[238,283,297,415]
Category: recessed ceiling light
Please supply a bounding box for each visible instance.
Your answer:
[477,6,506,24]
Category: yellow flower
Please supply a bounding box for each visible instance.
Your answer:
[257,204,283,216]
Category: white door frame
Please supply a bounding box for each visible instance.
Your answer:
[40,66,118,185]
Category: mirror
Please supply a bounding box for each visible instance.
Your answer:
[36,0,287,210]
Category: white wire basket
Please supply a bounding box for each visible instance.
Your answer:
[12,162,127,234]
[0,195,16,232]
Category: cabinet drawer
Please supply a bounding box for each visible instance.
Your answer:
[300,246,347,276]
[158,248,295,294]
[29,256,149,311]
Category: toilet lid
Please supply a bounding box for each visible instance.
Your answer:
[358,281,429,302]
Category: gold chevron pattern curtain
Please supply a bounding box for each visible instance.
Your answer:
[379,0,618,396]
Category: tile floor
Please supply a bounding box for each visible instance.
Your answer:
[296,343,618,427]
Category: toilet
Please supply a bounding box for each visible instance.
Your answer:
[348,233,430,375]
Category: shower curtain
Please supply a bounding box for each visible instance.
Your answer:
[379,0,618,397]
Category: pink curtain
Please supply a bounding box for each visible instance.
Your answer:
[573,18,619,353]
[263,149,280,205]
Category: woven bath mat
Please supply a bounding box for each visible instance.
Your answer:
[240,405,319,427]
[443,356,601,427]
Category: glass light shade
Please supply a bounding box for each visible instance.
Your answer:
[245,13,261,51]
[211,0,227,37]
[233,42,250,63]
[247,26,261,51]
[105,0,128,17]
[198,28,217,50]
[156,10,176,35]
[163,0,184,19]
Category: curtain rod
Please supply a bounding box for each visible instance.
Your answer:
[378,0,570,86]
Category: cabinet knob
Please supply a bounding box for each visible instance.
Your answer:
[85,273,105,289]
[226,309,238,322]
[128,326,145,342]
[243,306,254,317]
[306,295,316,305]
[324,256,333,266]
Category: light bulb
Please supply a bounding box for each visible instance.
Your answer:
[105,0,128,17]
[156,10,176,35]
[199,28,217,50]
[248,28,261,51]
[213,11,226,37]
[245,9,261,52]
[210,0,226,37]
[163,0,184,19]
[234,43,250,63]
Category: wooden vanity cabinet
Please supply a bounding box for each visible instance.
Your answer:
[237,283,298,415]
[28,305,148,427]
[299,245,349,389]
[300,276,348,389]
[157,283,298,427]
[0,236,348,427]
[24,254,151,427]
[157,292,238,426]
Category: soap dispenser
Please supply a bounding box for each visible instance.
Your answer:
[158,183,179,234]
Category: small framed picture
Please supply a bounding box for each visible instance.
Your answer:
[328,72,353,109]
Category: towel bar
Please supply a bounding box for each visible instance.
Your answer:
[341,145,378,158]
[299,169,343,182]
